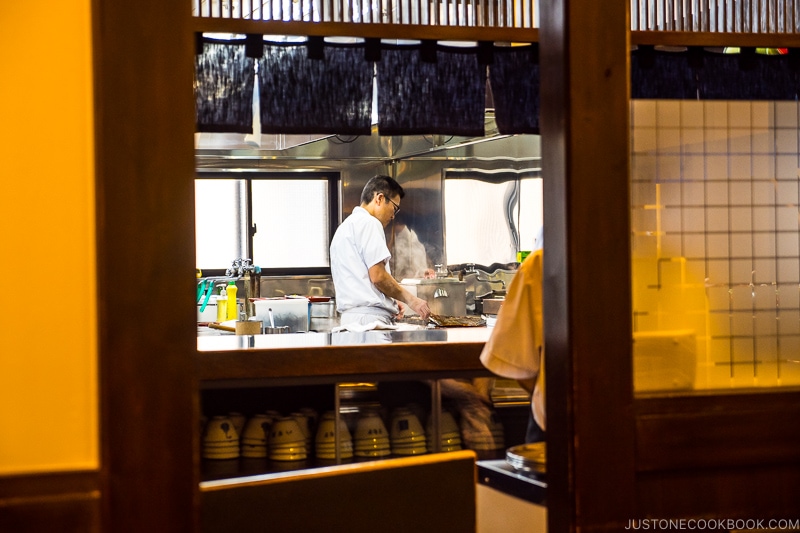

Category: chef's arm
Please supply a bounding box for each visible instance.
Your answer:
[369,262,432,320]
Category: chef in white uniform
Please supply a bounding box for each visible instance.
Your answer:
[330,175,431,328]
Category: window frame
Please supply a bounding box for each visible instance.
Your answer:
[195,171,340,277]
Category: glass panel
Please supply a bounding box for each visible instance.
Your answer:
[195,179,246,270]
[252,179,330,268]
[519,177,544,251]
[631,99,800,395]
[444,175,542,266]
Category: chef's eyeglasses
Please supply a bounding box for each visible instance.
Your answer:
[383,194,400,215]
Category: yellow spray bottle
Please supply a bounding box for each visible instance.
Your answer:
[226,281,239,321]
[215,285,227,323]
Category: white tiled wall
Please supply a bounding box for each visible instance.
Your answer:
[631,100,800,390]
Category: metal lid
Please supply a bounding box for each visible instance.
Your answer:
[506,442,546,473]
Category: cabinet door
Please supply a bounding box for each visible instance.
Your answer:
[200,451,477,533]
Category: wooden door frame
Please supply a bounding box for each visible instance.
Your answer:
[92,0,199,531]
[87,0,800,530]
[540,1,637,532]
[540,0,800,528]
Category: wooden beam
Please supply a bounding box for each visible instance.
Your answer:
[631,30,800,47]
[539,0,635,531]
[92,0,199,530]
[635,389,800,471]
[192,18,539,42]
[0,471,100,533]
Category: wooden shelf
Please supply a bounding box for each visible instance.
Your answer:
[193,17,800,49]
[193,18,539,43]
[631,30,800,48]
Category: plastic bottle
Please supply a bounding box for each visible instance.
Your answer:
[216,287,227,322]
[226,281,239,321]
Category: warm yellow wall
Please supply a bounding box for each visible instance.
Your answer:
[0,1,97,473]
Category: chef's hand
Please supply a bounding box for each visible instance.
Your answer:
[410,297,431,321]
[395,301,406,320]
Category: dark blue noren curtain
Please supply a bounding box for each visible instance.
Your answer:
[631,48,800,100]
[631,49,698,99]
[377,44,486,136]
[195,41,255,133]
[258,42,374,135]
[489,45,540,134]
[698,53,800,100]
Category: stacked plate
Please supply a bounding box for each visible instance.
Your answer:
[506,442,546,474]
[268,416,308,461]
[202,415,240,460]
[240,414,271,458]
[315,412,354,460]
[353,411,391,458]
[390,408,427,456]
[426,410,463,453]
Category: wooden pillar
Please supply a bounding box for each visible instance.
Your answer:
[539,1,636,532]
[92,0,199,530]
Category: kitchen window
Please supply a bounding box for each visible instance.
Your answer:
[195,173,338,274]
[444,170,543,266]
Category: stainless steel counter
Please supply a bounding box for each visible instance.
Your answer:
[196,326,494,386]
[197,326,491,352]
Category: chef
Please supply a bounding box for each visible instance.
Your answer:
[479,233,545,443]
[330,175,432,328]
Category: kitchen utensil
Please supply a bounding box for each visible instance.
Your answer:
[429,314,486,327]
[197,279,208,302]
[203,416,239,445]
[235,320,262,335]
[506,442,546,473]
[390,409,426,452]
[354,411,389,442]
[481,298,505,315]
[197,279,214,313]
[208,322,236,332]
[269,417,305,446]
[252,298,310,332]
[402,279,467,317]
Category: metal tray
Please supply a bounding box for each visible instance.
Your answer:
[506,442,546,473]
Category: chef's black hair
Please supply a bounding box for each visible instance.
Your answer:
[361,174,405,204]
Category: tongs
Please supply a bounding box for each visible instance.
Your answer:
[197,279,215,313]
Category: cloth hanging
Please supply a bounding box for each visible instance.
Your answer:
[488,45,540,135]
[195,41,255,133]
[376,44,486,137]
[258,42,373,135]
[697,52,800,100]
[630,48,800,100]
[631,48,698,99]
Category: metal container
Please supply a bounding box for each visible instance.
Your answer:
[310,301,336,318]
[252,297,310,333]
[481,298,505,315]
[403,279,467,317]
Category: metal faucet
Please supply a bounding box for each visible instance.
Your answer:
[226,258,260,318]
[226,258,256,278]
[475,277,506,290]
